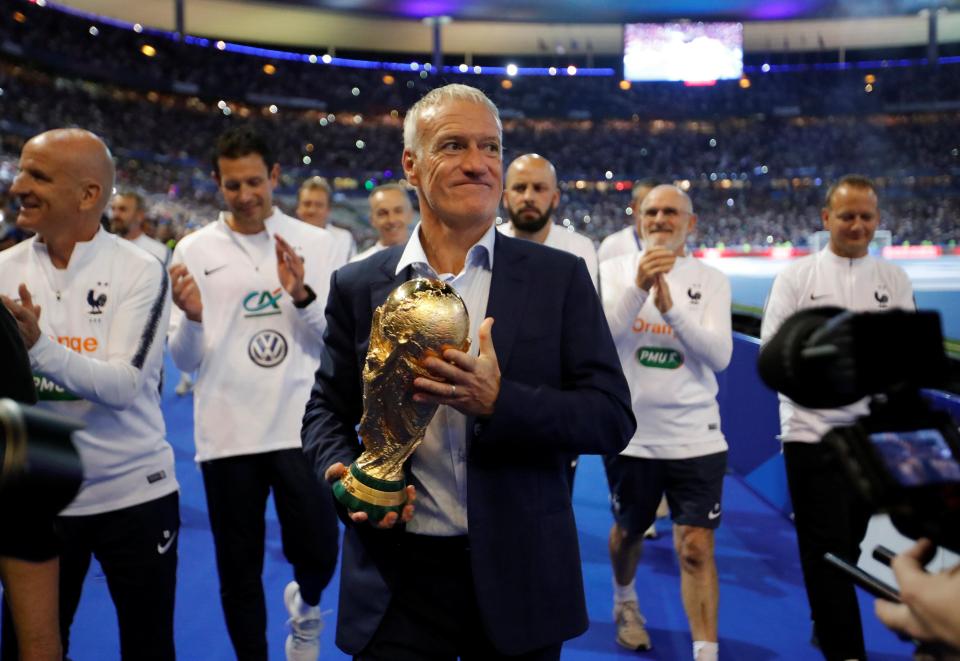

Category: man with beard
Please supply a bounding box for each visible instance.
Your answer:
[498,153,598,290]
[110,191,170,266]
[498,153,599,490]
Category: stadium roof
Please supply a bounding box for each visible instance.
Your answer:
[54,0,960,55]
[258,0,952,22]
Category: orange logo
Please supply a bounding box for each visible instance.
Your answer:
[632,318,674,336]
[56,335,98,353]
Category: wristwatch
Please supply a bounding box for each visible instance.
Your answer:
[293,284,317,309]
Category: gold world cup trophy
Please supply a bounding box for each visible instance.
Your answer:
[332,278,470,520]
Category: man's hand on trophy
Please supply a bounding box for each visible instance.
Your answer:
[413,317,500,416]
[324,462,417,528]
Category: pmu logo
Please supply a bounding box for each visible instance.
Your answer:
[248,329,288,367]
[243,288,283,318]
[687,285,702,304]
[636,347,684,369]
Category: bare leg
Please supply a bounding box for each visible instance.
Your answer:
[674,524,718,643]
[0,556,62,661]
[609,522,652,650]
[609,522,644,585]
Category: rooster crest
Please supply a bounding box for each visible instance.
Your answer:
[87,290,107,314]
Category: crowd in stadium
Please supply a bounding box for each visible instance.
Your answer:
[3,1,960,660]
[2,0,960,250]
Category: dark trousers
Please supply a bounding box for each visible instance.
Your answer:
[784,442,872,661]
[357,534,562,661]
[1,491,180,661]
[201,449,339,661]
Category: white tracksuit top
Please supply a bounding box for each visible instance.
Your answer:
[498,222,600,291]
[598,226,641,264]
[0,228,178,515]
[168,208,343,462]
[601,254,732,459]
[760,247,915,444]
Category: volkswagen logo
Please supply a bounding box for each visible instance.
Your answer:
[248,329,288,368]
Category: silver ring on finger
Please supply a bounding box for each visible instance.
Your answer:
[450,384,456,397]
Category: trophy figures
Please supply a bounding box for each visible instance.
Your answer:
[332,278,470,520]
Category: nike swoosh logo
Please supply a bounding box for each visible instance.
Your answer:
[810,293,830,301]
[707,510,722,520]
[157,530,178,555]
[204,265,228,276]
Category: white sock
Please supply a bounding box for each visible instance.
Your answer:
[693,640,718,661]
[612,578,638,604]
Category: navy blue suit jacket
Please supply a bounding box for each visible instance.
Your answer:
[301,230,635,655]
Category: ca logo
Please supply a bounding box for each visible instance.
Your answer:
[243,288,283,318]
[248,329,288,367]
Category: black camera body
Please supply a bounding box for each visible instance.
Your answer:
[824,397,960,554]
[0,398,84,521]
[759,308,960,553]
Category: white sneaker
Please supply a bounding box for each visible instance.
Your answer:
[284,581,322,661]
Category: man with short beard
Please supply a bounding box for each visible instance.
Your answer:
[110,191,170,266]
[498,153,598,290]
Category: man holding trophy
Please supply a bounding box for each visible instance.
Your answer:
[301,84,635,660]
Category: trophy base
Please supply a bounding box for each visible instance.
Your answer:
[332,462,407,522]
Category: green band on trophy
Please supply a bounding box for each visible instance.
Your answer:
[333,480,403,520]
[350,463,405,493]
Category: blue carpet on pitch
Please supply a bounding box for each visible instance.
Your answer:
[56,355,913,659]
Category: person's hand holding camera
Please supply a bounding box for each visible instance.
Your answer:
[875,538,960,650]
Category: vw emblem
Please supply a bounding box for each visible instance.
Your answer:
[248,329,288,368]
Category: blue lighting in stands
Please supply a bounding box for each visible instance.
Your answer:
[441,65,613,76]
[38,1,960,79]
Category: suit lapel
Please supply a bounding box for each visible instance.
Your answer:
[369,249,410,312]
[484,232,528,377]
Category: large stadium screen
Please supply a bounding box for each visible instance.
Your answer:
[623,22,744,84]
